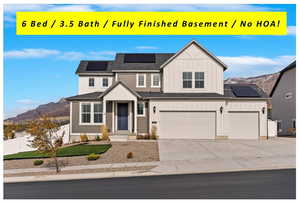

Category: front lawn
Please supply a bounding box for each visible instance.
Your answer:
[4,144,111,160]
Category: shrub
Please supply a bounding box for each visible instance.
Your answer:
[80,134,88,143]
[86,153,100,161]
[96,135,101,141]
[150,125,158,140]
[100,125,110,141]
[33,160,44,166]
[127,152,133,159]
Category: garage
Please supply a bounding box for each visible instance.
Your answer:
[229,112,259,139]
[159,111,216,139]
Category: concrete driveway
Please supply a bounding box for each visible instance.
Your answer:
[157,138,296,172]
[158,138,295,161]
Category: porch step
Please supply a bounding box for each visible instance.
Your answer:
[109,135,128,142]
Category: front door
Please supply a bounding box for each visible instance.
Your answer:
[117,103,128,130]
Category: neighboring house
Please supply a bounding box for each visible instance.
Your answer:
[66,40,269,141]
[270,61,296,136]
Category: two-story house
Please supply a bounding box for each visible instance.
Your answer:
[66,40,269,141]
[271,61,296,136]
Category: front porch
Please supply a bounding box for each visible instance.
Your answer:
[104,100,137,135]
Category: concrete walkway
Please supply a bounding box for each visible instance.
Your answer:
[4,137,296,183]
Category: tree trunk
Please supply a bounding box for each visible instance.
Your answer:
[54,155,60,173]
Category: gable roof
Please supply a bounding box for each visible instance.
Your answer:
[98,81,141,99]
[160,40,228,70]
[270,60,296,96]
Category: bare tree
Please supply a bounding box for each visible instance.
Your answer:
[27,115,65,173]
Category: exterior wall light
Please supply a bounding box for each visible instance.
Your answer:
[153,106,156,114]
[220,106,223,114]
[262,107,265,114]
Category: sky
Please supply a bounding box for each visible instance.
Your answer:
[4,4,296,119]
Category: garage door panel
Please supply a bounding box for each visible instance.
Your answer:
[159,111,216,139]
[229,112,259,139]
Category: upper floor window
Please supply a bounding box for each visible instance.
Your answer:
[81,103,91,123]
[89,78,94,87]
[195,72,204,88]
[151,74,160,88]
[137,102,145,116]
[136,74,146,88]
[183,72,192,88]
[102,78,109,88]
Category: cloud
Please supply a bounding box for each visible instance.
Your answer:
[16,99,38,105]
[4,48,60,58]
[136,46,159,50]
[220,55,295,77]
[58,51,116,61]
[4,48,116,60]
[288,26,296,35]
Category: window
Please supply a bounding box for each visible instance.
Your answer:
[102,78,108,88]
[183,72,192,88]
[277,120,282,132]
[195,72,204,88]
[151,74,160,88]
[81,103,91,123]
[80,102,103,124]
[136,74,146,88]
[293,119,296,129]
[89,78,94,87]
[137,102,145,116]
[284,92,293,100]
[93,103,103,123]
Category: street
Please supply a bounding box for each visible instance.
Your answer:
[4,169,296,199]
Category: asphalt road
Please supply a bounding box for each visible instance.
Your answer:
[4,169,296,199]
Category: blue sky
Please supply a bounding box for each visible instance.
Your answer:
[4,4,296,118]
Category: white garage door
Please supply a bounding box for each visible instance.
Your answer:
[159,111,216,139]
[229,112,259,139]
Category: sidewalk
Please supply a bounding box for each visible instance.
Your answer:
[4,155,295,183]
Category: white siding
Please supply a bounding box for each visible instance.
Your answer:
[162,43,224,94]
[78,76,113,94]
[103,84,137,101]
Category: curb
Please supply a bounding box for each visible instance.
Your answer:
[4,165,295,184]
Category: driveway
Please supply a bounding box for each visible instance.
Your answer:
[157,138,295,171]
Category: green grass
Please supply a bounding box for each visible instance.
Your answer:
[4,144,111,160]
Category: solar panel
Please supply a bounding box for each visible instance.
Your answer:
[231,86,260,97]
[86,61,108,71]
[124,54,156,63]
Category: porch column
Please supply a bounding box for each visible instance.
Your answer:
[103,99,106,125]
[112,101,114,132]
[134,99,137,134]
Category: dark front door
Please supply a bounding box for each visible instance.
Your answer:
[117,103,128,130]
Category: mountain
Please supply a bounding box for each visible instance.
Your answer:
[5,98,70,123]
[5,72,280,123]
[225,72,280,95]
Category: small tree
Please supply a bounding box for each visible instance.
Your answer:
[27,115,64,173]
[150,125,158,140]
[100,125,110,141]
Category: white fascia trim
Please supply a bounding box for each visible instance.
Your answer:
[79,101,104,126]
[151,73,161,88]
[136,74,146,88]
[137,101,146,117]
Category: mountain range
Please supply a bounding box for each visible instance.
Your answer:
[5,72,279,123]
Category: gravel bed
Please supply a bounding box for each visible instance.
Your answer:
[4,141,159,170]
